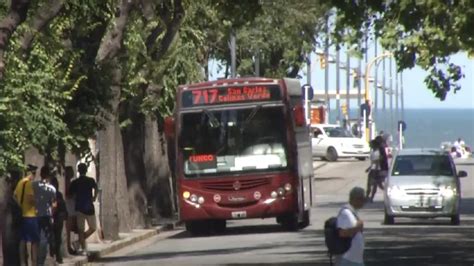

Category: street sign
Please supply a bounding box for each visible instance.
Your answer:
[398,120,407,132]
[301,84,314,100]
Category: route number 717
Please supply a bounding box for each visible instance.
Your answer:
[192,89,218,105]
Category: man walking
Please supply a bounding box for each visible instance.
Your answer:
[33,166,57,266]
[69,163,98,254]
[14,164,39,266]
[336,187,366,266]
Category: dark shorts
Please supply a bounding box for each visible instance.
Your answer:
[21,217,40,242]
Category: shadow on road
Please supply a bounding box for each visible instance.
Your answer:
[314,176,345,182]
[169,224,286,239]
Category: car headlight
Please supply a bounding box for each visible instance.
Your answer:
[440,186,455,198]
[387,186,404,197]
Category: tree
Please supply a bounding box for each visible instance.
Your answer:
[329,0,474,100]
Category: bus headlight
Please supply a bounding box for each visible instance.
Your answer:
[284,183,292,192]
[190,194,198,203]
[387,186,404,198]
[440,186,455,198]
[277,187,285,196]
[183,191,190,199]
[271,191,278,198]
[198,196,205,204]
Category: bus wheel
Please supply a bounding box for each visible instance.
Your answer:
[326,147,338,162]
[299,210,311,229]
[279,213,299,231]
[213,220,227,234]
[186,221,210,236]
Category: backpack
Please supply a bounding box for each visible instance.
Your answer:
[324,207,356,264]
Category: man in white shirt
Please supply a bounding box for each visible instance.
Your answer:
[336,187,366,266]
[33,166,57,266]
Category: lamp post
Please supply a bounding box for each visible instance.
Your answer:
[364,52,393,142]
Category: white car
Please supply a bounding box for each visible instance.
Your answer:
[311,124,370,161]
[384,148,467,225]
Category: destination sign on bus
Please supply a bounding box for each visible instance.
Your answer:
[181,85,282,107]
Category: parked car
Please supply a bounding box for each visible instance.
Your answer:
[310,124,370,161]
[383,148,468,225]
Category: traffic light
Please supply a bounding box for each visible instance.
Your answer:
[319,56,327,69]
[341,104,347,115]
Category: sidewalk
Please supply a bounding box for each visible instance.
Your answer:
[61,221,179,265]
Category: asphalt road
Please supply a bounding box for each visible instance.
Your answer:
[94,159,474,266]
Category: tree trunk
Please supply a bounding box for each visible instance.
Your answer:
[95,0,134,239]
[121,98,148,228]
[19,0,65,56]
[0,0,31,78]
[144,115,175,218]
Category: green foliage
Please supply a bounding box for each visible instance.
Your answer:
[329,0,474,100]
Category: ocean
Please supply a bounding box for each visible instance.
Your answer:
[328,109,474,149]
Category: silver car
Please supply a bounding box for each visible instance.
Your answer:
[384,149,468,225]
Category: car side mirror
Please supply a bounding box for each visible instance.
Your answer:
[164,116,175,139]
[458,170,468,178]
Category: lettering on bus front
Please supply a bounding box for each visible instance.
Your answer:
[182,85,281,107]
[188,154,217,170]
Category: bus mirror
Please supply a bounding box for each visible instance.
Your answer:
[164,116,175,138]
[293,104,305,127]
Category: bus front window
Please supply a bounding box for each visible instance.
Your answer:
[179,106,288,177]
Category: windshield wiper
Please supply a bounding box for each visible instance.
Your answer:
[240,105,262,133]
[203,109,220,128]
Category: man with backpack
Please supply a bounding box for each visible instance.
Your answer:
[325,187,366,266]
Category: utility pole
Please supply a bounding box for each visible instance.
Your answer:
[395,71,399,125]
[401,72,405,121]
[307,54,311,86]
[336,49,341,124]
[346,49,351,120]
[374,38,378,121]
[382,53,386,130]
[389,57,394,137]
[324,16,330,115]
[255,48,260,76]
[230,29,236,78]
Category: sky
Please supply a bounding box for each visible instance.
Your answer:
[305,43,474,110]
[209,43,474,110]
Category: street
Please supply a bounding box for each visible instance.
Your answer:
[93,159,474,266]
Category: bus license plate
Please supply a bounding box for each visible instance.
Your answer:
[231,211,247,219]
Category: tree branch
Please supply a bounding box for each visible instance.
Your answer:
[149,0,184,63]
[96,0,135,65]
[0,0,31,78]
[19,0,65,57]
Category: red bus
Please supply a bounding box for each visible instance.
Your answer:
[165,77,314,235]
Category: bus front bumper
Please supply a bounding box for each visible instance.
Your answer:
[179,194,297,222]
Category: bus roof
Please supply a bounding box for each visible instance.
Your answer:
[178,77,280,91]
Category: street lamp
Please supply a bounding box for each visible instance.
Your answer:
[364,52,393,142]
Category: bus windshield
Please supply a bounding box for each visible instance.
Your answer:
[179,106,288,177]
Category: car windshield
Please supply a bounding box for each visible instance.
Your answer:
[179,106,288,177]
[392,155,454,176]
[323,127,353,138]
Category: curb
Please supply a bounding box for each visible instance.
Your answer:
[313,162,328,171]
[62,221,180,265]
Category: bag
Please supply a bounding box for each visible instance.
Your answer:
[324,216,352,256]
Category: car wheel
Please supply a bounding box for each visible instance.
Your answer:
[384,212,395,225]
[326,147,338,162]
[450,214,460,225]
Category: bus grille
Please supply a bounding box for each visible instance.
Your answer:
[201,178,271,191]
